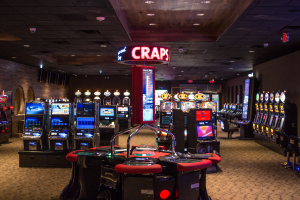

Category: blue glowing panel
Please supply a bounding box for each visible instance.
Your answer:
[26,103,44,115]
[77,117,94,129]
[100,108,114,117]
[143,69,154,122]
[242,79,250,120]
[25,116,43,128]
[51,117,69,128]
[52,103,70,115]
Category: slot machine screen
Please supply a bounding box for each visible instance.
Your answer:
[51,116,69,128]
[77,117,94,129]
[77,103,94,116]
[161,116,172,125]
[201,101,217,112]
[180,101,196,112]
[52,103,70,115]
[232,105,236,110]
[161,102,173,112]
[197,125,214,140]
[25,116,43,128]
[26,103,44,115]
[196,110,212,122]
[100,107,115,117]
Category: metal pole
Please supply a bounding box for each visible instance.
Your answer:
[110,125,142,159]
[147,124,176,155]
[126,124,145,158]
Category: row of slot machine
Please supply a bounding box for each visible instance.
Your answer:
[22,91,132,151]
[158,92,218,151]
[252,91,297,140]
[218,103,243,120]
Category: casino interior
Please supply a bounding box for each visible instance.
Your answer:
[0,0,300,200]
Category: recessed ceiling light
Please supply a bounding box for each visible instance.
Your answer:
[71,55,75,56]
[147,13,155,16]
[149,23,156,25]
[178,75,181,76]
[229,68,233,69]
[12,57,16,59]
[237,74,240,76]
[215,77,218,78]
[197,14,205,16]
[40,64,43,69]
[96,17,105,21]
[249,50,255,53]
[100,45,107,47]
[221,79,223,80]
[201,1,210,3]
[230,61,235,63]
[97,55,101,56]
[145,1,154,4]
[181,71,184,72]
[193,23,200,26]
[24,45,30,47]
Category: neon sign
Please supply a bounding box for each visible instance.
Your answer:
[118,46,126,61]
[117,46,169,65]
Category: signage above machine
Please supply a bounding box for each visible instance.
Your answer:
[117,46,169,65]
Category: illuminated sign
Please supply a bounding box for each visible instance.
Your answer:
[143,69,154,122]
[248,72,253,77]
[281,33,289,43]
[117,46,169,65]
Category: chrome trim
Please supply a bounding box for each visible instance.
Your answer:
[126,125,145,158]
[110,125,143,159]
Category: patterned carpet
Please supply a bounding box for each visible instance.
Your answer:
[0,123,300,200]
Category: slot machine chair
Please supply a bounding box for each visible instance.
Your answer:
[289,135,299,171]
[279,132,292,168]
[220,119,239,139]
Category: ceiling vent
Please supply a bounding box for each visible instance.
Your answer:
[230,57,242,60]
[281,26,300,32]
[56,14,88,21]
[250,45,264,48]
[53,41,71,45]
[39,51,53,54]
[77,30,102,35]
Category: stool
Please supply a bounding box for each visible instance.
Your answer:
[279,133,292,168]
[289,135,299,171]
[220,119,239,139]
[60,150,83,200]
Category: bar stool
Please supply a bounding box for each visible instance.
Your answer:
[289,135,299,171]
[279,133,292,168]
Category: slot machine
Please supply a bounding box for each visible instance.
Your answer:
[260,92,270,136]
[122,90,131,106]
[74,102,99,150]
[103,90,112,105]
[265,93,275,138]
[99,105,119,146]
[274,91,297,137]
[187,109,219,154]
[270,92,280,139]
[23,102,48,151]
[201,101,218,135]
[48,102,72,151]
[117,105,131,131]
[255,93,265,134]
[83,90,92,103]
[159,92,174,131]
[93,91,101,104]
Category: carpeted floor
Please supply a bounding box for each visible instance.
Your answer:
[1,123,300,200]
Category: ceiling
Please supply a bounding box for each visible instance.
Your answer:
[0,0,299,81]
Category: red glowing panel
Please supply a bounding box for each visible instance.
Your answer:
[197,126,213,138]
[188,80,193,83]
[160,190,170,199]
[132,47,141,59]
[196,110,211,121]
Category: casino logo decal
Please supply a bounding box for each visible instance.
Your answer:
[178,92,188,100]
[161,93,171,100]
[195,92,206,100]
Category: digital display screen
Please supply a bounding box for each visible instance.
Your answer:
[196,110,212,122]
[118,107,128,112]
[77,117,94,129]
[155,90,168,106]
[26,103,43,115]
[242,79,250,119]
[77,133,83,136]
[52,103,70,115]
[100,108,115,117]
[51,132,57,136]
[77,103,94,116]
[143,68,154,122]
[25,116,43,128]
[202,102,217,112]
[161,102,173,112]
[51,116,69,128]
[161,116,172,125]
[197,125,214,139]
[181,101,196,112]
